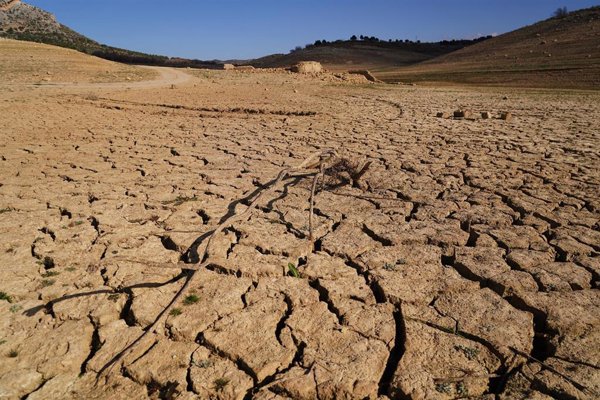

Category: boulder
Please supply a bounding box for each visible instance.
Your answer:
[291,61,323,74]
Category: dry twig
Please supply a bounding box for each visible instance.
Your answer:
[97,148,337,380]
[509,346,594,396]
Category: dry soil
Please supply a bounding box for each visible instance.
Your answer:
[0,41,599,400]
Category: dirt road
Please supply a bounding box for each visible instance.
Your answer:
[23,66,194,90]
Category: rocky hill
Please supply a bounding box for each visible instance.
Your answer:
[0,0,220,68]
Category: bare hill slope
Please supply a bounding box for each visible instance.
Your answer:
[378,7,600,89]
[0,38,156,84]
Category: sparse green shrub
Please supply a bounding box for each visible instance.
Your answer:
[455,344,479,360]
[9,305,22,313]
[383,262,396,271]
[183,294,200,305]
[195,359,213,368]
[40,279,55,288]
[0,292,12,303]
[169,308,182,317]
[435,382,452,393]
[214,377,230,392]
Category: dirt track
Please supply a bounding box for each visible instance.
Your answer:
[24,66,193,90]
[0,63,599,400]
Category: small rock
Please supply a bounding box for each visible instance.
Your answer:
[481,111,491,119]
[436,112,450,119]
[453,110,471,119]
[500,112,513,121]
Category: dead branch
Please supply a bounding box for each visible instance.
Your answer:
[509,346,594,396]
[97,148,338,380]
[308,163,324,241]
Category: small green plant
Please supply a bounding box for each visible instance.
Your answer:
[169,308,182,317]
[66,267,76,272]
[42,271,60,278]
[107,294,120,302]
[456,381,468,396]
[435,382,452,394]
[7,349,18,358]
[287,263,300,278]
[9,305,22,313]
[40,279,55,288]
[455,345,479,360]
[383,262,396,271]
[0,292,12,303]
[0,208,13,214]
[183,294,200,305]
[195,359,213,368]
[0,340,6,346]
[214,377,230,392]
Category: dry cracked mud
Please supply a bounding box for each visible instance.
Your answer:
[0,62,599,400]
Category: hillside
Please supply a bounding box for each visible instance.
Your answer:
[249,38,489,71]
[0,0,220,68]
[0,38,156,84]
[377,6,600,89]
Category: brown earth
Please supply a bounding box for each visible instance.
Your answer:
[0,41,599,400]
[0,38,157,84]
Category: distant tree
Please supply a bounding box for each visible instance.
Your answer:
[359,35,364,40]
[290,45,303,53]
[553,6,568,18]
[314,40,322,46]
[350,35,357,41]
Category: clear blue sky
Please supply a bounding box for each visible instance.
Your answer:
[27,0,599,60]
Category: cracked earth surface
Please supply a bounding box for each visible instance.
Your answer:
[0,66,599,400]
